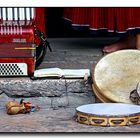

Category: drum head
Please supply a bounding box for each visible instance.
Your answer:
[93,50,140,103]
[76,103,140,116]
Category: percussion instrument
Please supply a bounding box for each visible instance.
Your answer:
[92,50,140,103]
[92,84,113,103]
[6,100,25,115]
[0,8,48,76]
[130,81,140,105]
[76,103,140,126]
[5,99,40,115]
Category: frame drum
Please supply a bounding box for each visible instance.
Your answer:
[92,84,113,103]
[76,103,140,126]
[93,50,140,103]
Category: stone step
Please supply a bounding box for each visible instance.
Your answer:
[39,61,97,70]
[43,50,103,62]
[47,37,119,50]
[38,38,114,70]
[0,78,95,109]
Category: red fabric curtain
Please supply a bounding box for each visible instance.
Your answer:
[35,8,46,33]
[34,8,46,45]
[63,8,140,33]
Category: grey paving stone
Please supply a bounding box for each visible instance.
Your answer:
[0,77,93,93]
[39,61,95,70]
[68,92,95,107]
[51,95,69,109]
[1,107,140,132]
[66,79,90,93]
[0,93,52,109]
[43,51,67,61]
[0,78,66,97]
[38,38,106,70]
[0,78,95,109]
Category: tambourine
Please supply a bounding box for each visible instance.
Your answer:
[92,49,140,103]
[76,103,140,126]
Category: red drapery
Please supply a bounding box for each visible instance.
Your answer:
[35,8,46,33]
[34,8,46,45]
[64,8,140,33]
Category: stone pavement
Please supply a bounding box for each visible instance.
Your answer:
[0,78,95,108]
[0,78,140,133]
[1,95,140,132]
[38,37,119,70]
[1,38,140,132]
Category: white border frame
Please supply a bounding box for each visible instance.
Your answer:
[1,0,140,7]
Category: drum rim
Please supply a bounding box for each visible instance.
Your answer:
[92,84,113,103]
[92,49,140,103]
[76,110,140,126]
[92,53,117,102]
[76,110,140,118]
[76,103,140,117]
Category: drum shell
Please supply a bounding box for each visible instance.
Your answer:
[76,103,140,126]
[92,84,113,103]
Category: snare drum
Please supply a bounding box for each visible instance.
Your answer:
[92,50,140,103]
[76,103,140,126]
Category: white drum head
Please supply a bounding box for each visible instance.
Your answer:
[93,50,140,103]
[76,103,140,116]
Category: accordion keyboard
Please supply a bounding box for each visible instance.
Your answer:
[0,8,35,26]
[0,8,35,43]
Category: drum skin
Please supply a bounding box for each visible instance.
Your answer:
[76,103,140,126]
[93,50,140,103]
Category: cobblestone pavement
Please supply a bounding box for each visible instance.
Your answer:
[1,95,140,133]
[1,106,140,133]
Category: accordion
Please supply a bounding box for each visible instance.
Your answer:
[0,8,47,76]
